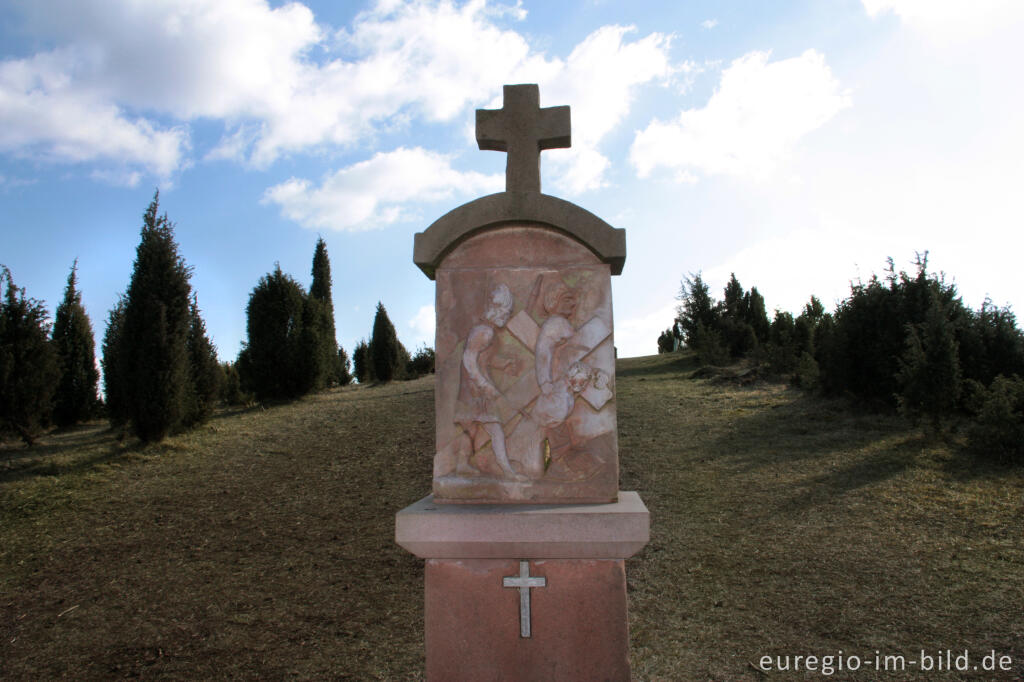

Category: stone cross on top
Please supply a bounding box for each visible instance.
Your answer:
[476,84,570,194]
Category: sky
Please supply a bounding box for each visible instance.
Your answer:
[1,0,1023,365]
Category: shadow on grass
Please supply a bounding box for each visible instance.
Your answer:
[1,429,109,463]
[775,436,922,512]
[207,403,267,422]
[0,441,137,485]
[0,421,160,485]
[706,393,900,464]
[697,389,924,510]
[939,443,1024,482]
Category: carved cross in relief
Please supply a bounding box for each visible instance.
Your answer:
[476,84,571,193]
[502,560,547,638]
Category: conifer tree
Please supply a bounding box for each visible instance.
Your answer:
[51,260,99,426]
[120,192,193,442]
[657,329,675,353]
[184,296,221,426]
[220,361,245,405]
[719,274,757,358]
[744,287,770,343]
[803,296,826,325]
[370,302,402,382]
[897,291,962,431]
[239,265,308,401]
[723,273,745,319]
[0,267,60,445]
[352,340,371,384]
[767,310,799,373]
[307,237,338,389]
[676,273,718,346]
[336,346,353,386]
[102,296,128,429]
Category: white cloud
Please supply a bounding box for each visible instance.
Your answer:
[530,25,675,194]
[703,227,869,318]
[630,49,850,182]
[861,0,1024,42]
[0,50,188,179]
[17,0,322,119]
[408,305,436,346]
[2,0,676,184]
[1,0,312,177]
[262,146,502,231]
[700,19,719,30]
[615,300,677,358]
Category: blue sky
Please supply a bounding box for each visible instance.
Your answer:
[2,0,1022,363]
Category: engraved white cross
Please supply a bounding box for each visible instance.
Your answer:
[502,560,547,638]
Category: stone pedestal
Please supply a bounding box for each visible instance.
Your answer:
[395,492,649,682]
[398,84,647,680]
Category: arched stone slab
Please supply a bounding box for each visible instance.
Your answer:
[414,191,626,279]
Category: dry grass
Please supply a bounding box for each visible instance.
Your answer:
[618,354,1024,680]
[1,352,1022,680]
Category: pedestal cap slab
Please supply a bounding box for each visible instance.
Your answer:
[413,191,626,280]
[395,490,649,559]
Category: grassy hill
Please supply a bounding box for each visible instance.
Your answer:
[2,352,1022,680]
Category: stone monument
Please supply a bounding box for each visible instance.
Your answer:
[396,84,649,681]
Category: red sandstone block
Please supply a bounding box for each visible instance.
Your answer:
[425,558,630,682]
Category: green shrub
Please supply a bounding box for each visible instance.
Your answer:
[967,375,1024,463]
[239,265,309,401]
[407,345,435,378]
[690,322,730,367]
[793,352,820,390]
[335,346,353,386]
[219,362,248,406]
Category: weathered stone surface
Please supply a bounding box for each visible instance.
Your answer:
[425,558,631,682]
[432,226,619,503]
[395,491,649,559]
[476,84,570,194]
[413,191,626,279]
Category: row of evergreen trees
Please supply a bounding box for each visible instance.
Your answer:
[350,304,435,384]
[0,264,98,444]
[232,248,435,404]
[235,237,352,403]
[0,193,220,444]
[2,190,437,447]
[665,254,1024,461]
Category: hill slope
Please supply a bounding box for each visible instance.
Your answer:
[2,352,1022,679]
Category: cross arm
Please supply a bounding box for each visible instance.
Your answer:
[537,106,570,149]
[476,109,508,151]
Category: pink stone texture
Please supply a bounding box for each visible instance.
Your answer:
[432,225,619,504]
[425,558,630,682]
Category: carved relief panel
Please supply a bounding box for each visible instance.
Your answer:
[432,225,618,503]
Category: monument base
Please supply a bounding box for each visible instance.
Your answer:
[395,491,649,682]
[426,558,629,682]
